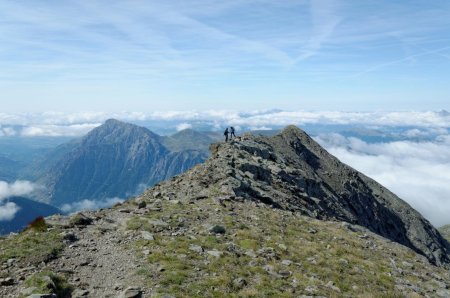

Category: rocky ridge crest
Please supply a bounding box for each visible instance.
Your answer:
[150,125,450,267]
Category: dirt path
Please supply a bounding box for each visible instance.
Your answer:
[48,209,150,297]
[0,207,151,298]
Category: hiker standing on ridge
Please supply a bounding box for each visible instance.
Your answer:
[224,127,229,142]
[230,126,236,140]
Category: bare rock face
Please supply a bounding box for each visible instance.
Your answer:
[150,126,450,267]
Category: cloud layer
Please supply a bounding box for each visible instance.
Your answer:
[0,180,36,221]
[0,180,36,200]
[0,110,449,137]
[0,202,20,221]
[315,134,450,227]
[60,197,124,214]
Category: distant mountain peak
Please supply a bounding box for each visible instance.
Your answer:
[83,119,160,146]
[33,120,208,206]
[438,109,450,117]
[104,118,124,125]
[101,118,145,131]
[101,118,138,131]
[279,124,312,141]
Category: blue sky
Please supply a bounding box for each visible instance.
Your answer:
[1,0,450,112]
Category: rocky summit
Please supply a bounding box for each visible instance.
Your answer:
[1,126,450,297]
[154,125,449,267]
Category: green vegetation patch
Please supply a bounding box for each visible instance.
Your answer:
[125,194,447,297]
[0,228,64,265]
[23,271,73,298]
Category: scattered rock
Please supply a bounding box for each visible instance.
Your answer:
[207,250,223,258]
[70,213,93,226]
[119,287,142,298]
[233,277,247,289]
[244,250,256,258]
[278,270,291,278]
[304,285,318,293]
[72,289,90,297]
[40,276,56,291]
[0,277,14,286]
[281,259,293,266]
[60,231,78,243]
[141,231,155,241]
[137,201,146,209]
[27,294,57,298]
[277,243,287,251]
[210,225,226,234]
[148,219,169,227]
[189,245,204,253]
[263,264,275,273]
[79,259,91,266]
[401,261,414,269]
[6,258,16,265]
[436,289,450,297]
[326,281,341,292]
[257,247,276,259]
[21,287,37,296]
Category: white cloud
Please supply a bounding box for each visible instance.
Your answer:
[20,123,100,137]
[0,202,20,221]
[0,126,17,136]
[0,180,36,200]
[0,180,36,222]
[0,110,448,137]
[176,123,193,131]
[315,134,450,227]
[60,197,124,214]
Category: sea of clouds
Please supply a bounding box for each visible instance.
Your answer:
[0,110,449,227]
[315,134,450,227]
[60,197,124,214]
[0,110,449,136]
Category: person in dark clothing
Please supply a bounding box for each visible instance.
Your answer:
[224,127,229,142]
[230,126,236,139]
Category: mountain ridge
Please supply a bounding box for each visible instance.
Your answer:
[149,125,449,266]
[1,125,450,297]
